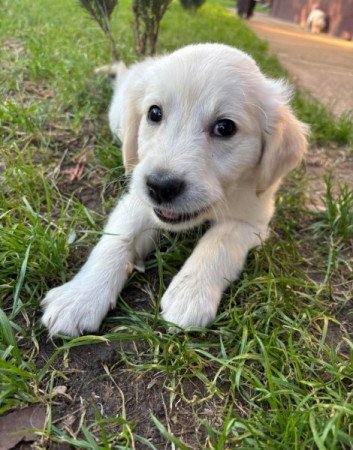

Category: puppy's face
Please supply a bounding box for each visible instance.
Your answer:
[111,44,307,231]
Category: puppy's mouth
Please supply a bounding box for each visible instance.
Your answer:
[153,207,205,224]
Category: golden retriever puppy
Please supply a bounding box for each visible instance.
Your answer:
[307,5,327,34]
[42,44,308,336]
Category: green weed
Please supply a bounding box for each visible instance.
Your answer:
[311,176,353,243]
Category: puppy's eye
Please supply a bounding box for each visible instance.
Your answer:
[212,119,237,138]
[148,105,162,123]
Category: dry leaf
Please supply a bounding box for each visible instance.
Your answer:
[0,405,46,450]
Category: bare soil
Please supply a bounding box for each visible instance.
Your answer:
[306,145,353,210]
[36,338,227,449]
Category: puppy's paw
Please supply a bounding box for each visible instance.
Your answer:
[160,274,220,329]
[42,281,115,337]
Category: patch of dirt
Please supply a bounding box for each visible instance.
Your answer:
[35,338,228,449]
[326,305,353,357]
[2,39,55,106]
[4,81,56,106]
[305,145,353,211]
[1,38,26,62]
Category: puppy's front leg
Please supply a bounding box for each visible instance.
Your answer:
[161,222,266,328]
[42,194,157,336]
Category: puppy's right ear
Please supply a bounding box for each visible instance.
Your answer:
[122,98,140,174]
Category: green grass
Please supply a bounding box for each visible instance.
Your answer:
[1,0,353,448]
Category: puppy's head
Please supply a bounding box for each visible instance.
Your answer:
[109,44,308,230]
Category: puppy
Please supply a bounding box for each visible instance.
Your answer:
[307,5,327,34]
[42,43,308,336]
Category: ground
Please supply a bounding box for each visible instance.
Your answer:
[306,146,353,211]
[1,1,353,449]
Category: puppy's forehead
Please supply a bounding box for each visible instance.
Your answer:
[143,44,265,117]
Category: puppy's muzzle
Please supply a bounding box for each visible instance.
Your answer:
[146,172,185,205]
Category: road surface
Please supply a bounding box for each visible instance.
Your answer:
[246,13,353,116]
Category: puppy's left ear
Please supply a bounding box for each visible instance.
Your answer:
[257,85,309,194]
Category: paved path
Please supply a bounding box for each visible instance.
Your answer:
[246,13,353,116]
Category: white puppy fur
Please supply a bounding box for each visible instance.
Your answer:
[307,7,327,34]
[42,43,308,336]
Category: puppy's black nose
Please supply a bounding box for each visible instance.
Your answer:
[146,173,185,204]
